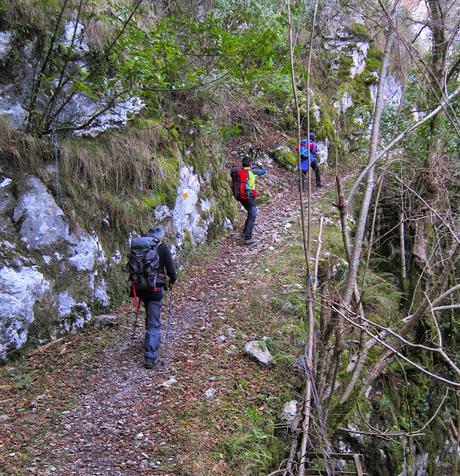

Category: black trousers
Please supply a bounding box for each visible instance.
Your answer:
[301,162,321,188]
[240,197,257,240]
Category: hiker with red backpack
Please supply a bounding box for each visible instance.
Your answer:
[129,226,177,369]
[294,132,322,189]
[231,152,266,245]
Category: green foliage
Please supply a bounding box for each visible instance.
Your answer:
[1,0,291,136]
[360,271,403,321]
[337,55,353,80]
[271,147,297,171]
[221,125,242,140]
[142,191,167,209]
[366,44,383,72]
[218,406,283,474]
[348,22,371,41]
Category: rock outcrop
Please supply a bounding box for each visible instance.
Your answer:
[0,175,108,359]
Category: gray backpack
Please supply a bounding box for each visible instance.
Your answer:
[129,236,161,291]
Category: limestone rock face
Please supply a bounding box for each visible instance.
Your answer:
[62,95,145,138]
[0,31,13,62]
[172,165,215,247]
[0,177,16,235]
[0,176,110,360]
[369,74,403,108]
[62,20,89,57]
[0,263,50,361]
[321,0,403,114]
[13,177,72,249]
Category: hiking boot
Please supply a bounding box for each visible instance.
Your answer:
[144,359,156,369]
[244,238,259,246]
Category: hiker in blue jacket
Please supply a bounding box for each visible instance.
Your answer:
[294,132,322,189]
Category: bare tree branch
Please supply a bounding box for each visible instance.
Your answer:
[346,86,460,206]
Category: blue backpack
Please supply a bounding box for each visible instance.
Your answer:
[300,139,317,171]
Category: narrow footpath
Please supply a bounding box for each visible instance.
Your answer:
[0,161,334,476]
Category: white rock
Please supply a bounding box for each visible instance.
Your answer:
[111,250,122,265]
[0,177,12,189]
[0,31,13,61]
[153,205,171,221]
[68,233,104,271]
[58,292,76,318]
[350,41,369,78]
[158,377,177,388]
[0,177,15,234]
[93,314,118,329]
[13,177,71,249]
[313,103,321,123]
[0,266,50,360]
[200,198,211,212]
[0,91,28,129]
[244,340,274,366]
[94,279,109,306]
[282,400,298,425]
[346,423,364,443]
[58,292,92,332]
[172,165,214,247]
[204,388,217,398]
[369,73,402,109]
[62,21,89,56]
[222,218,233,230]
[334,92,354,114]
[62,303,91,333]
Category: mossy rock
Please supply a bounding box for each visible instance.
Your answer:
[366,44,383,71]
[337,55,353,81]
[348,23,371,41]
[270,146,297,171]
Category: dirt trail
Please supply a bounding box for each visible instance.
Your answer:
[1,161,333,475]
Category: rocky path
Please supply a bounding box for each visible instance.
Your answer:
[1,161,333,476]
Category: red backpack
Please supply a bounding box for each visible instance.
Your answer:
[230,167,256,200]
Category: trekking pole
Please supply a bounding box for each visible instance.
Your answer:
[131,283,141,340]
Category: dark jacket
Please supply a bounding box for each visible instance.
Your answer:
[155,243,177,286]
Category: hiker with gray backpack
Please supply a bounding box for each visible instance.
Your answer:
[129,226,177,369]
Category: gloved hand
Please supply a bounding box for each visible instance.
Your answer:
[256,161,262,167]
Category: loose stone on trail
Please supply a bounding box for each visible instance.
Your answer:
[93,314,119,329]
[244,340,274,366]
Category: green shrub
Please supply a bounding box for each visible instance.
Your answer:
[337,55,353,80]
[348,22,371,41]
